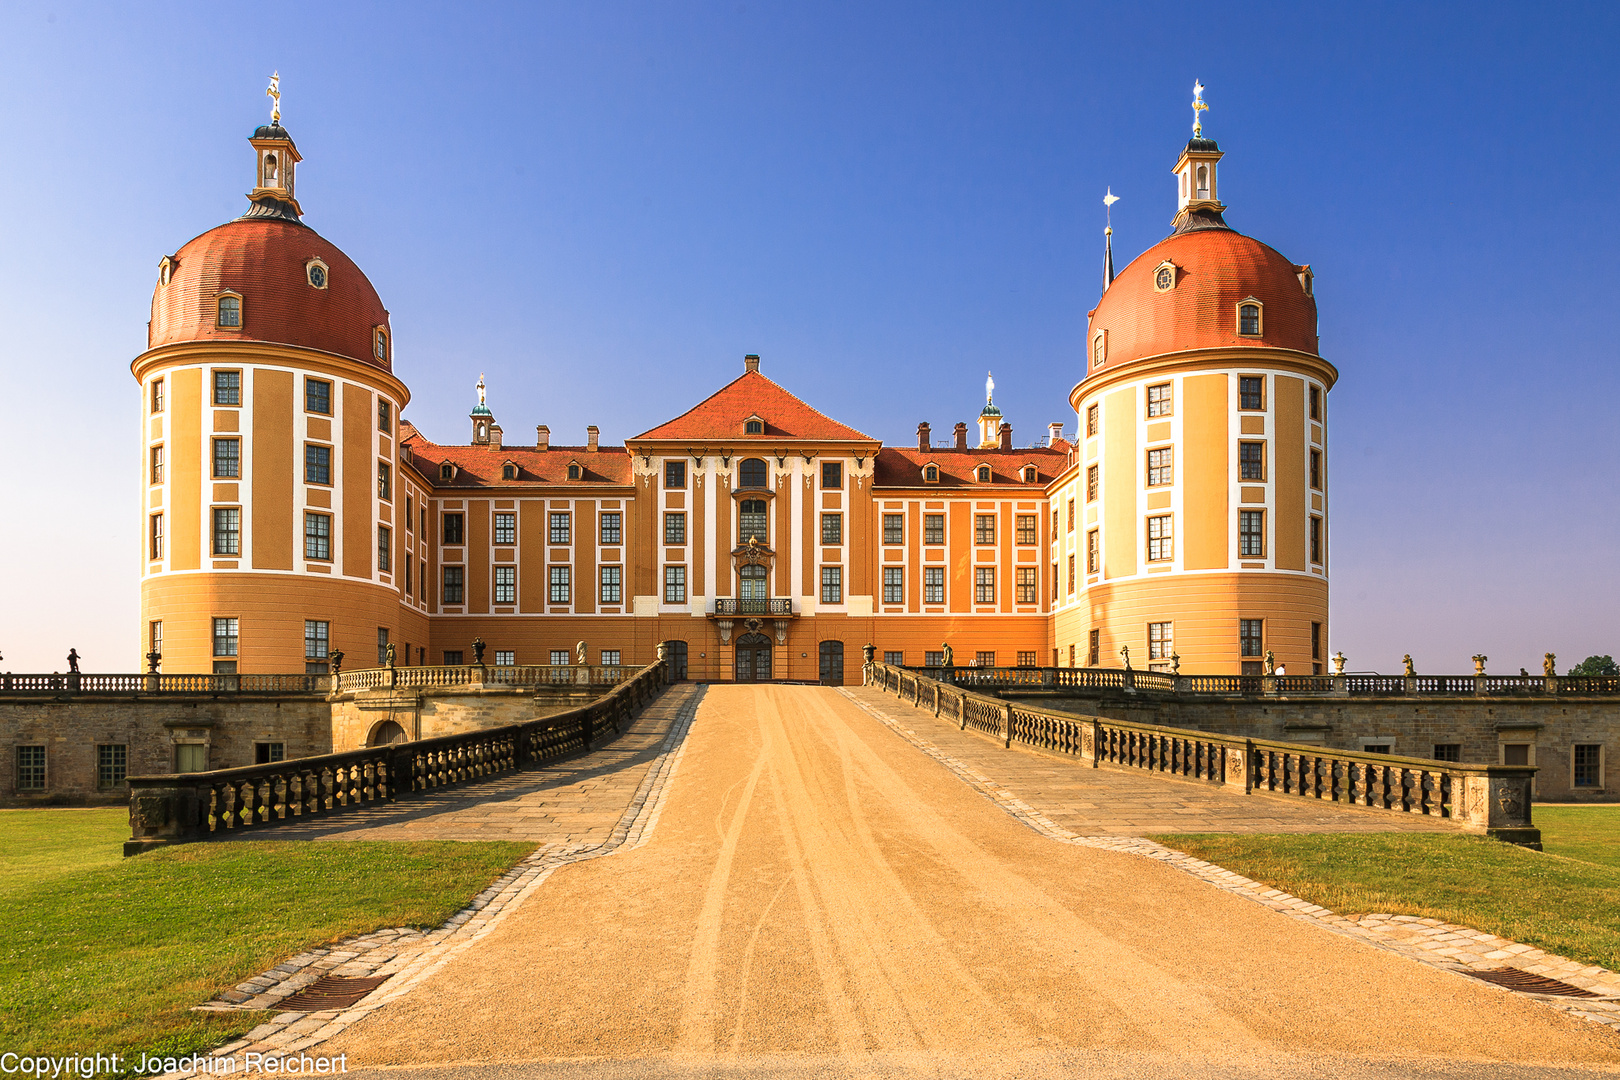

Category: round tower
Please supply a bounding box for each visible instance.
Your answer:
[1058,91,1337,675]
[133,87,423,673]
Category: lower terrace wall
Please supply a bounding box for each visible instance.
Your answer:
[328,686,597,751]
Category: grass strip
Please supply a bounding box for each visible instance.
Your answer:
[1536,805,1620,871]
[1149,831,1620,972]
[0,808,533,1062]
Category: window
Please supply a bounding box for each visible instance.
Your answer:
[305,444,331,485]
[404,559,414,596]
[1240,510,1265,557]
[1240,619,1263,657]
[440,463,454,481]
[1016,651,1037,667]
[151,378,165,413]
[1574,745,1602,787]
[405,496,414,533]
[1067,553,1075,594]
[601,650,621,666]
[665,460,686,489]
[378,526,391,572]
[1147,447,1172,487]
[1433,744,1462,762]
[1310,516,1323,564]
[551,649,571,666]
[976,465,992,482]
[1311,622,1322,660]
[925,650,944,667]
[1502,744,1531,766]
[1147,383,1172,417]
[442,566,464,603]
[885,651,905,666]
[1310,449,1322,490]
[1147,515,1172,561]
[664,512,687,545]
[1088,630,1100,666]
[549,512,571,545]
[739,563,767,600]
[1239,442,1265,481]
[213,617,239,657]
[821,462,842,489]
[149,514,164,560]
[443,650,464,665]
[305,619,329,664]
[821,513,843,545]
[209,438,239,479]
[495,565,516,603]
[374,328,388,362]
[1236,302,1263,336]
[216,295,241,328]
[1022,466,1038,483]
[213,507,241,556]
[16,746,45,791]
[305,378,331,415]
[1239,376,1264,410]
[1087,530,1099,574]
[1016,566,1036,603]
[378,399,392,433]
[98,744,127,787]
[739,458,768,488]
[567,461,582,480]
[1086,405,1099,437]
[252,743,286,767]
[146,444,163,485]
[883,514,903,544]
[443,513,464,544]
[924,566,944,604]
[600,565,622,603]
[1092,332,1105,368]
[924,514,944,545]
[1144,622,1173,664]
[549,566,571,604]
[745,418,764,434]
[149,621,163,658]
[303,512,331,560]
[1016,515,1037,545]
[974,515,995,545]
[175,744,210,771]
[213,370,241,406]
[974,567,995,603]
[378,462,392,499]
[1088,464,1100,502]
[883,566,903,604]
[494,512,516,545]
[502,463,518,480]
[600,512,621,545]
[1309,386,1322,421]
[1069,644,1077,667]
[664,565,686,603]
[821,566,843,604]
[923,464,939,483]
[1364,744,1392,756]
[740,500,768,543]
[975,651,996,667]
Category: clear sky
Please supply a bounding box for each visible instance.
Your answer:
[1,1,1615,674]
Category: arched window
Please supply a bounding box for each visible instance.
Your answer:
[440,463,454,480]
[1092,331,1105,368]
[739,564,767,600]
[502,463,517,480]
[1022,466,1038,483]
[738,499,767,543]
[738,458,768,488]
[567,463,582,481]
[217,295,241,327]
[1239,303,1261,336]
[263,153,278,185]
[924,464,939,483]
[374,328,388,360]
[977,465,992,482]
[1196,164,1208,198]
[745,418,763,434]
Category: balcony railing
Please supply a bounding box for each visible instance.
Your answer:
[904,665,1620,698]
[712,598,794,616]
[0,672,326,695]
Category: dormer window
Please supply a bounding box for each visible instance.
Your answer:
[976,465,992,483]
[439,462,456,481]
[1238,299,1263,336]
[1297,266,1313,297]
[923,464,940,483]
[1022,465,1038,483]
[567,462,582,481]
[1092,330,1106,368]
[216,292,242,328]
[1153,261,1177,292]
[306,258,329,289]
[744,415,764,435]
[158,256,174,287]
[502,462,518,480]
[374,327,388,362]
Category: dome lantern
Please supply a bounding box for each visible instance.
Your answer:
[1172,81,1225,232]
[471,373,495,445]
[246,73,303,222]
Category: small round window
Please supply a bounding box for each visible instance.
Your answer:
[307,260,329,290]
[1155,267,1173,290]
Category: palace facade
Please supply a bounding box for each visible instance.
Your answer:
[133,101,1334,684]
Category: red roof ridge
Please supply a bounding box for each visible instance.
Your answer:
[631,370,877,443]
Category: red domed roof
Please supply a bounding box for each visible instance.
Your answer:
[149,217,390,369]
[1087,225,1316,376]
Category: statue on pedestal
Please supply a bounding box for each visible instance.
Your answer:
[940,642,953,669]
[1472,654,1488,676]
[67,649,80,674]
[1402,654,1415,677]
[1262,650,1275,676]
[1544,653,1557,677]
[472,638,486,666]
[1331,652,1346,676]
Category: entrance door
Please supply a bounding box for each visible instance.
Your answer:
[735,633,772,682]
[819,640,844,685]
[667,640,688,680]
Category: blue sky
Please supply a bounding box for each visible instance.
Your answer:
[0,1,1615,672]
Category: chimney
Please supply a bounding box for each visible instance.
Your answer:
[998,423,1013,451]
[1048,421,1063,446]
[744,354,760,374]
[489,423,503,450]
[916,422,931,451]
[953,422,968,450]
[586,425,600,452]
[535,425,550,451]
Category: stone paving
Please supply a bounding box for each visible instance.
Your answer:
[840,685,1620,1032]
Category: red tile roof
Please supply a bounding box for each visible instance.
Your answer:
[874,446,1069,489]
[1088,227,1318,377]
[632,370,875,443]
[401,424,633,487]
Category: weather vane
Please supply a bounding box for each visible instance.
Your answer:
[1103,187,1119,235]
[267,71,281,125]
[1192,80,1208,137]
[477,372,487,406]
[985,371,995,405]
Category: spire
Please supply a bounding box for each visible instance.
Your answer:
[1102,188,1119,291]
[1171,80,1228,233]
[1191,79,1208,138]
[242,74,303,223]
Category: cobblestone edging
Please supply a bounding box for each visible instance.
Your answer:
[177,685,707,1070]
[838,688,1620,1033]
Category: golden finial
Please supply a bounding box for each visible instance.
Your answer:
[1103,187,1119,236]
[266,71,282,125]
[1192,80,1208,137]
[985,371,995,405]
[477,372,487,406]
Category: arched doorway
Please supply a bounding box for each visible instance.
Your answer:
[735,632,772,682]
[819,641,844,685]
[367,719,408,747]
[666,640,688,680]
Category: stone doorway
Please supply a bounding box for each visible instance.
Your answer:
[819,640,844,685]
[735,633,773,682]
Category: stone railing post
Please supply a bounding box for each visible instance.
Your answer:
[1002,702,1012,748]
[386,744,416,798]
[1223,741,1253,793]
[1456,766,1541,847]
[1084,719,1100,769]
[125,779,206,856]
[1122,670,1135,693]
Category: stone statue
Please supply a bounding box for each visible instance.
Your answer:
[1119,644,1131,670]
[1331,651,1346,676]
[1544,653,1557,677]
[67,649,80,674]
[1170,653,1180,675]
[385,642,396,668]
[1262,650,1275,676]
[576,640,588,666]
[472,637,486,666]
[940,642,953,669]
[1402,654,1415,677]
[1472,654,1487,676]
[329,649,344,674]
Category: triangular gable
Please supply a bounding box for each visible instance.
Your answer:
[632,370,875,443]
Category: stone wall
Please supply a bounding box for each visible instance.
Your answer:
[328,686,598,751]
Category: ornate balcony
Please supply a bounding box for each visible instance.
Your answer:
[712,598,794,617]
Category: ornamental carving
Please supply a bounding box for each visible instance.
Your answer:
[1496,783,1526,819]
[732,536,773,568]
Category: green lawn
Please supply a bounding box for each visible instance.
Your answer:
[1537,804,1620,870]
[0,808,533,1062]
[1153,822,1620,972]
